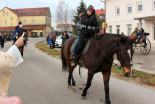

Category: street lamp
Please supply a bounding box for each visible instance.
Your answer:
[100,0,106,33]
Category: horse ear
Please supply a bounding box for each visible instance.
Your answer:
[120,36,127,44]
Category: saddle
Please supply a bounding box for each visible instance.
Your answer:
[70,38,92,56]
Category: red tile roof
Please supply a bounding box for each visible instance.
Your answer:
[0,27,15,31]
[57,24,72,28]
[8,7,50,16]
[23,25,46,30]
[95,9,105,16]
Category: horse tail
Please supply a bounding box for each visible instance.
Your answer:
[61,53,68,72]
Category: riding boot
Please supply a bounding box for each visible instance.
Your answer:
[69,53,76,60]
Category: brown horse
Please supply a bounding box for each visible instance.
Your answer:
[61,33,133,104]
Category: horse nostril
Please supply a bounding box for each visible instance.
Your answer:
[124,72,131,77]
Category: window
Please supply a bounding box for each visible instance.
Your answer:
[100,14,104,20]
[23,20,26,25]
[137,3,143,12]
[153,0,155,9]
[127,24,132,36]
[109,26,112,33]
[11,23,13,26]
[116,25,120,34]
[33,20,35,24]
[5,20,7,25]
[11,17,13,21]
[3,11,5,16]
[116,7,120,15]
[127,5,132,13]
[7,12,8,16]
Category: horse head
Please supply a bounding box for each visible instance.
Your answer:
[116,36,134,77]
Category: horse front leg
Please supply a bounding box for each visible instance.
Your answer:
[81,70,94,100]
[102,70,111,104]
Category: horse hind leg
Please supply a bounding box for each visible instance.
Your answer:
[68,66,76,91]
[81,70,94,100]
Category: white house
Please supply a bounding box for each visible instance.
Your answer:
[106,0,155,43]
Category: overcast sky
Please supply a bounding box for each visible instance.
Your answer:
[0,0,105,27]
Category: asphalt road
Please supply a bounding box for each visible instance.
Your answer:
[132,44,155,74]
[1,38,155,104]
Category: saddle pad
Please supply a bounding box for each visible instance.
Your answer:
[70,39,91,55]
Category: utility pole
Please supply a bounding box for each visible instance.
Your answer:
[100,0,106,33]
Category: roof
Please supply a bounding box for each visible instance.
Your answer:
[57,24,72,28]
[0,27,15,31]
[2,7,50,16]
[95,9,105,16]
[23,25,46,30]
[134,15,155,20]
[0,25,46,31]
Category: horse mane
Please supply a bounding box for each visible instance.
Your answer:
[99,33,131,45]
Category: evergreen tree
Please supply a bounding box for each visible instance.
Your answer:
[72,0,87,35]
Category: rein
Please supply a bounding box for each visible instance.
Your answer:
[94,35,132,68]
[94,35,122,68]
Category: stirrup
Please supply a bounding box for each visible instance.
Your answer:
[69,54,76,60]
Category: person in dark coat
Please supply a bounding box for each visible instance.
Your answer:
[16,24,23,37]
[51,32,56,49]
[0,33,5,48]
[61,31,69,43]
[70,5,98,60]
[13,22,22,44]
[46,34,50,45]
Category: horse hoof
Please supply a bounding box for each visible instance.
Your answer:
[68,85,72,89]
[71,62,76,66]
[81,96,87,100]
[104,101,111,104]
[72,86,77,92]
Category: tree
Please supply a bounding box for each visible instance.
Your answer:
[72,0,87,35]
[56,0,71,33]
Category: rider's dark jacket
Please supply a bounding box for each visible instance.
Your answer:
[80,11,98,37]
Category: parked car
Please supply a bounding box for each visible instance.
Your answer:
[55,35,62,47]
[55,33,73,48]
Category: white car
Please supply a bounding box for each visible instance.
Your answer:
[55,33,73,48]
[55,35,62,47]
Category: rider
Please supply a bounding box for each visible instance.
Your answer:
[70,5,98,60]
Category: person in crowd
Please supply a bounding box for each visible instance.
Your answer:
[132,27,138,36]
[51,32,56,49]
[0,37,24,96]
[0,33,5,48]
[46,34,50,45]
[61,31,69,43]
[48,33,53,49]
[13,22,22,45]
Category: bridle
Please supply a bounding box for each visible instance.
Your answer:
[117,45,133,67]
[95,36,133,68]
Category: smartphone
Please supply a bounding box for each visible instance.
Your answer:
[22,32,25,38]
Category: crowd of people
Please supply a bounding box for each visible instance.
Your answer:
[46,31,70,49]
